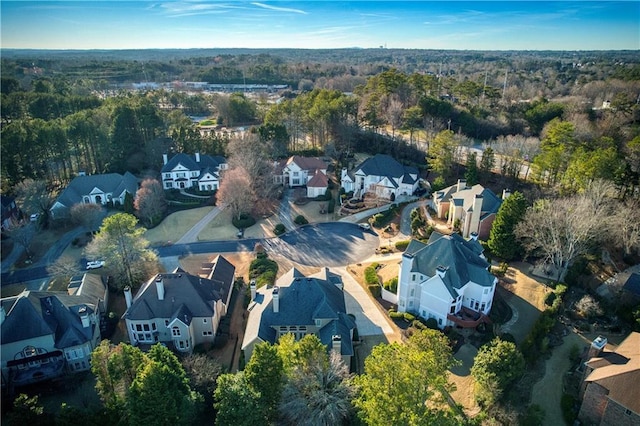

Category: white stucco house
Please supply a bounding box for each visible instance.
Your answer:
[397,232,497,329]
[273,156,330,198]
[161,152,227,191]
[50,172,138,219]
[122,256,235,353]
[341,154,419,199]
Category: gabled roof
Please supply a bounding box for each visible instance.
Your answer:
[1,290,97,348]
[438,183,502,218]
[354,154,418,185]
[124,257,235,322]
[287,156,327,172]
[161,153,225,175]
[53,172,138,208]
[405,233,495,289]
[307,171,329,188]
[623,273,640,297]
[584,332,640,413]
[242,268,355,356]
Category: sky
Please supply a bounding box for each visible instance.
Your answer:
[1,1,639,50]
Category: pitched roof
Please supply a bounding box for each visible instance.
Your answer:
[288,156,327,172]
[54,172,138,208]
[124,258,235,322]
[161,153,225,176]
[354,154,418,184]
[623,273,640,297]
[438,183,502,218]
[1,290,98,348]
[307,171,329,188]
[585,332,640,413]
[242,268,355,356]
[405,233,495,288]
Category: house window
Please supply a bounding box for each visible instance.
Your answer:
[483,288,489,294]
[422,310,426,317]
[438,318,443,325]
[177,172,185,178]
[481,303,486,311]
[293,171,299,176]
[165,182,172,189]
[137,333,145,341]
[412,274,416,281]
[625,409,632,416]
[179,341,184,349]
[136,324,142,332]
[164,173,171,178]
[143,324,150,331]
[152,323,156,331]
[165,320,169,326]
[172,327,181,337]
[83,196,90,203]
[410,289,414,297]
[202,331,213,336]
[203,318,207,323]
[450,305,456,314]
[409,300,413,308]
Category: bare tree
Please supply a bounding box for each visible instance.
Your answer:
[15,179,54,219]
[7,223,37,259]
[48,255,81,278]
[226,134,275,200]
[515,191,608,281]
[134,179,167,227]
[609,199,640,256]
[217,167,255,220]
[70,203,105,232]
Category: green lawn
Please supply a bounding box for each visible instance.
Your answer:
[144,206,212,244]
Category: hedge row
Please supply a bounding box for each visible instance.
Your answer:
[364,263,379,285]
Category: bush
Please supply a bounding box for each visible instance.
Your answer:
[411,319,427,330]
[431,176,446,192]
[561,393,577,425]
[425,318,439,330]
[403,313,415,322]
[293,215,308,225]
[232,213,256,229]
[395,240,410,251]
[256,270,276,287]
[389,311,404,319]
[544,292,557,306]
[364,265,379,285]
[368,285,381,298]
[274,224,286,235]
[383,277,398,293]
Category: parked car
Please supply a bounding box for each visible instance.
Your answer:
[236,228,244,238]
[29,213,40,222]
[86,260,105,270]
[359,223,371,230]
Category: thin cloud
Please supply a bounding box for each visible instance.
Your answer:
[251,2,307,15]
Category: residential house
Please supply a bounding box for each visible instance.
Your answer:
[242,267,356,366]
[1,274,107,388]
[397,232,497,329]
[1,195,20,231]
[161,152,227,191]
[122,256,235,353]
[431,179,504,240]
[340,154,419,200]
[273,156,329,198]
[578,333,640,425]
[50,172,138,219]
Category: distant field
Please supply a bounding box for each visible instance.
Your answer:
[144,207,212,245]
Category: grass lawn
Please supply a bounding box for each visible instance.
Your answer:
[144,206,212,244]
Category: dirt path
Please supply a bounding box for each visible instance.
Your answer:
[531,331,587,425]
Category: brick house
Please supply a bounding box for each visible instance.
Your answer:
[578,333,640,425]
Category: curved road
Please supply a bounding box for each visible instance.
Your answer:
[1,222,379,285]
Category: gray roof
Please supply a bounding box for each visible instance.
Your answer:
[124,257,235,322]
[354,154,418,185]
[54,172,138,209]
[624,273,640,297]
[161,153,226,179]
[404,233,495,290]
[1,291,97,348]
[439,183,502,219]
[243,268,355,356]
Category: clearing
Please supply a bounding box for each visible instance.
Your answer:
[144,206,212,245]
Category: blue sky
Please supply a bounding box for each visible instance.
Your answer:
[1,1,639,50]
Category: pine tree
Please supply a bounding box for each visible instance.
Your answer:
[487,191,527,260]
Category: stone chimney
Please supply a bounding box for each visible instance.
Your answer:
[468,194,483,237]
[502,189,511,200]
[331,335,342,354]
[79,306,90,328]
[588,335,608,359]
[250,280,257,301]
[435,265,448,278]
[155,275,165,301]
[456,179,466,192]
[195,152,201,163]
[163,153,168,165]
[272,286,280,313]
[124,286,133,308]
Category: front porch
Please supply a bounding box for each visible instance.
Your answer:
[448,307,492,328]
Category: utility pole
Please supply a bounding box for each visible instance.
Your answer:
[502,69,508,99]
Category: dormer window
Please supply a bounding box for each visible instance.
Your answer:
[172,327,181,337]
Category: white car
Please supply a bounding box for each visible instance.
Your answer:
[86,260,105,270]
[30,213,40,222]
[359,223,371,230]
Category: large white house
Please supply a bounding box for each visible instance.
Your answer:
[122,256,235,353]
[273,156,329,198]
[341,154,419,199]
[161,152,227,191]
[397,232,497,329]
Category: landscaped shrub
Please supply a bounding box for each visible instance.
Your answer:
[383,277,398,293]
[395,240,410,251]
[232,213,256,229]
[544,292,557,306]
[411,320,427,330]
[249,254,278,288]
[389,311,404,319]
[274,224,286,235]
[425,318,439,330]
[403,313,415,322]
[368,285,381,298]
[256,270,276,287]
[293,215,308,225]
[364,264,379,285]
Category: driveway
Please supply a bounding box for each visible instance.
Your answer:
[399,199,427,236]
[278,188,295,231]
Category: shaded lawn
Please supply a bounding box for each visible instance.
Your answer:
[144,206,212,245]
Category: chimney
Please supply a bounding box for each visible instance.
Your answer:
[155,275,165,301]
[195,152,201,163]
[435,265,448,278]
[0,306,5,325]
[588,336,607,359]
[162,153,168,165]
[502,189,511,200]
[250,280,257,301]
[456,179,466,192]
[272,286,280,313]
[331,335,342,354]
[468,194,483,238]
[124,286,133,308]
[79,306,90,328]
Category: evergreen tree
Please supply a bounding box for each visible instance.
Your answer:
[480,147,495,177]
[471,338,525,407]
[244,342,285,421]
[465,151,479,185]
[487,191,527,260]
